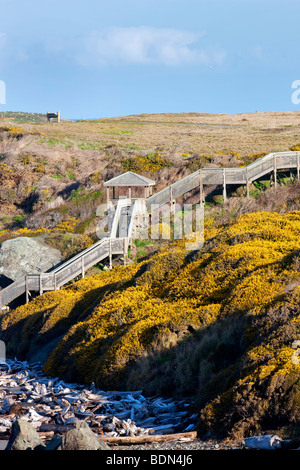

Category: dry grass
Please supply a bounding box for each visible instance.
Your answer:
[1,110,300,239]
[2,111,300,155]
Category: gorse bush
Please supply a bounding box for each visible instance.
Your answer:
[0,126,44,139]
[1,210,300,438]
[184,151,268,173]
[122,153,172,173]
[291,143,300,151]
[0,224,94,261]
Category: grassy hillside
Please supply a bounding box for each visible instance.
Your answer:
[0,111,47,123]
[1,209,300,439]
[3,110,300,154]
[1,110,300,259]
[1,111,300,439]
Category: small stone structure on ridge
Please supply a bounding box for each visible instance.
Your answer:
[46,111,61,123]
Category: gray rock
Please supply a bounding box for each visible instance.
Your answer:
[0,236,61,282]
[26,209,64,231]
[60,421,110,451]
[45,433,63,450]
[102,422,115,432]
[64,416,78,426]
[2,396,14,413]
[5,419,46,450]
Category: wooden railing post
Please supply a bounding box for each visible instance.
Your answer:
[81,257,85,278]
[39,274,43,296]
[199,169,204,206]
[4,150,300,308]
[109,239,112,269]
[169,185,176,215]
[123,238,127,266]
[223,168,227,202]
[246,168,250,198]
[25,275,29,303]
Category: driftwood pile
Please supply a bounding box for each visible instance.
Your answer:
[0,359,198,445]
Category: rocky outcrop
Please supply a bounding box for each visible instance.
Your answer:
[5,419,110,451]
[0,236,61,284]
[6,419,45,450]
[57,421,110,450]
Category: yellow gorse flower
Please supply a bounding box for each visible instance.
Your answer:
[2,210,300,393]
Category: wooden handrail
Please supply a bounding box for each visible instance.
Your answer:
[1,150,299,308]
[0,199,136,308]
[146,150,299,210]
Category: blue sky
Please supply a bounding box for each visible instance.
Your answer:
[0,0,300,119]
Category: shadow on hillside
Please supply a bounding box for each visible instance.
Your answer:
[57,181,80,199]
[123,313,251,402]
[1,276,137,365]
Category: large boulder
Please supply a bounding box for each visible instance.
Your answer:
[6,419,111,451]
[59,421,110,450]
[6,419,46,450]
[0,236,61,284]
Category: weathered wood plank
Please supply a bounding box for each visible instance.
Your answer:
[100,431,198,445]
[38,423,76,433]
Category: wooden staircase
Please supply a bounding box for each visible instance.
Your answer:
[1,150,299,308]
[0,199,137,308]
[146,150,300,209]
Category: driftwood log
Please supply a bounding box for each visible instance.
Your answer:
[38,423,197,445]
[100,431,198,445]
[39,423,77,433]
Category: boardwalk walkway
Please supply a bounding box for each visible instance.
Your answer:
[0,150,299,308]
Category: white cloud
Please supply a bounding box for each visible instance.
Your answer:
[0,33,7,70]
[72,27,226,67]
[0,33,6,46]
[0,33,7,54]
[0,33,29,62]
[251,45,264,60]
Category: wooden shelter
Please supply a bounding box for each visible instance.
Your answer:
[104,171,155,204]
